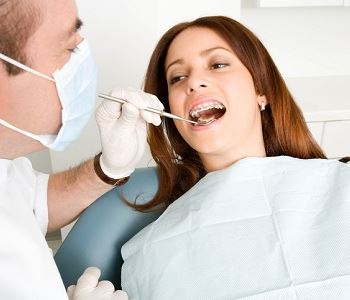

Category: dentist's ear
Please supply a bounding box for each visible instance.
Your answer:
[257,95,268,112]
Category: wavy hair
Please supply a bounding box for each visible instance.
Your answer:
[127,16,326,211]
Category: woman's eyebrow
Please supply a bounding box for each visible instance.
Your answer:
[165,58,184,74]
[166,46,233,73]
[200,46,233,56]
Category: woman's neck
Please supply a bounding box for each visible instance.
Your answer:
[200,137,267,172]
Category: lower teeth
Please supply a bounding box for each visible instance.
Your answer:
[197,115,216,125]
[191,107,226,126]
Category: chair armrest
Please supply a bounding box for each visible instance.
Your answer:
[54,167,162,289]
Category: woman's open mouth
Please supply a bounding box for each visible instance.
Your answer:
[189,101,226,126]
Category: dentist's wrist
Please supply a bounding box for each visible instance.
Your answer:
[93,152,130,186]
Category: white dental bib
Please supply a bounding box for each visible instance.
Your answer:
[121,156,350,299]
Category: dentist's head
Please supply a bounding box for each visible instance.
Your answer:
[0,0,96,158]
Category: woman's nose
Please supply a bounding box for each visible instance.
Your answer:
[188,84,207,94]
[186,74,208,94]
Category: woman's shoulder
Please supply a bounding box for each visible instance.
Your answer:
[263,155,350,175]
[220,155,342,176]
[225,156,350,188]
[259,155,349,168]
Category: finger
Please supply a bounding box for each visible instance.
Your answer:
[110,87,145,109]
[123,89,148,110]
[140,110,162,126]
[118,103,140,128]
[138,92,164,111]
[67,285,76,299]
[96,100,122,122]
[149,94,164,111]
[112,87,163,111]
[75,267,101,292]
[141,93,163,126]
[110,88,164,126]
[113,290,129,300]
[97,280,115,294]
[110,87,127,102]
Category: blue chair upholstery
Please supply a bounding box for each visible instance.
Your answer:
[54,167,162,289]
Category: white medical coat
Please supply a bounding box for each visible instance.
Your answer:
[122,156,350,299]
[0,157,68,300]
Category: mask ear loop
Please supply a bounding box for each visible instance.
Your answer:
[0,52,55,82]
[0,118,56,144]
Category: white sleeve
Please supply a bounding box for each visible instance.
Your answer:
[33,170,50,236]
[12,157,50,235]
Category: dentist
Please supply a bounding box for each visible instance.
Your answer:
[0,0,162,299]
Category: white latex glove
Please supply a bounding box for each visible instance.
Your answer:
[67,267,128,300]
[95,87,164,179]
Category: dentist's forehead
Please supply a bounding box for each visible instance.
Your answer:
[33,0,80,38]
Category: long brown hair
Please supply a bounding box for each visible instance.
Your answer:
[128,16,326,211]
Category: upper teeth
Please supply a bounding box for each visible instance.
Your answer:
[190,101,225,118]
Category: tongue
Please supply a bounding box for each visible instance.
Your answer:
[198,114,216,123]
[197,108,224,123]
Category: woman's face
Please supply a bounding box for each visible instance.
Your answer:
[164,27,266,171]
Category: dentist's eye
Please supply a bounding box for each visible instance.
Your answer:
[211,63,228,69]
[68,47,78,53]
[169,75,186,85]
[68,42,80,53]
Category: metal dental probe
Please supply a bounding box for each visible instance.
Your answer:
[98,93,198,125]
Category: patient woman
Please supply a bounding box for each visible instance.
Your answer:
[121,16,350,299]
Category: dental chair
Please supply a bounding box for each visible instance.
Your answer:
[54,167,162,289]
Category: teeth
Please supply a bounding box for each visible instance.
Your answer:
[189,101,225,118]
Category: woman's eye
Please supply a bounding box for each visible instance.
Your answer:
[169,75,186,85]
[211,63,228,69]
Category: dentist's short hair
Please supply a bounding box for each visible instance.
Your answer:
[0,0,41,75]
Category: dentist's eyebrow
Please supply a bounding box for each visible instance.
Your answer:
[165,46,233,73]
[66,18,83,38]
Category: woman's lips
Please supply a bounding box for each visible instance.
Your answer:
[188,100,226,126]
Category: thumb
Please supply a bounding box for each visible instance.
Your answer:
[67,285,76,299]
[74,267,101,295]
[96,99,122,123]
[118,103,140,128]
[114,290,129,299]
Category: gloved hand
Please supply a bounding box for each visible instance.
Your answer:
[95,87,164,179]
[67,267,128,300]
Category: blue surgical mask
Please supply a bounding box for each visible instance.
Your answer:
[0,39,97,151]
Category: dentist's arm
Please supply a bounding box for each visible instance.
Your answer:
[46,88,163,232]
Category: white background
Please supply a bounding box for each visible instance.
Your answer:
[28,1,350,173]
